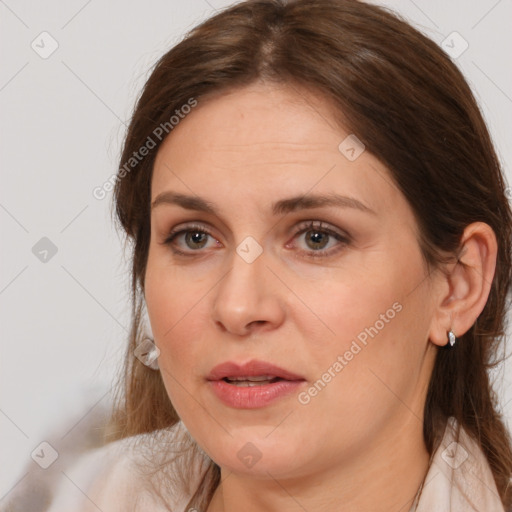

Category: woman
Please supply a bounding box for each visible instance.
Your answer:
[47,0,512,510]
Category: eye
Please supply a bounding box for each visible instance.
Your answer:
[161,223,220,255]
[289,220,350,258]
[160,220,350,259]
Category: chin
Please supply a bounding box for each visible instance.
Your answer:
[199,429,309,478]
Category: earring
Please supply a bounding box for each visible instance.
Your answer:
[134,337,160,370]
[448,330,456,347]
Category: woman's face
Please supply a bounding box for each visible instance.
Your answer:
[145,82,439,478]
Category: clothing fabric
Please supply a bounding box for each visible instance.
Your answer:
[412,416,505,512]
[45,417,505,512]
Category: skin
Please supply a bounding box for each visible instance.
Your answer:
[144,81,497,512]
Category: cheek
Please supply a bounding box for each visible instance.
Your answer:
[302,263,402,342]
[144,270,207,416]
[300,245,428,385]
[304,258,430,410]
[144,259,204,365]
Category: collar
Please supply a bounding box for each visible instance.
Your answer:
[414,416,505,512]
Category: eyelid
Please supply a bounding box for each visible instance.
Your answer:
[291,219,349,238]
[160,222,217,245]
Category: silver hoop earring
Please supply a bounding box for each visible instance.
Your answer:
[134,337,160,370]
[448,330,456,347]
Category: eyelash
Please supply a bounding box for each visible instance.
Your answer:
[161,220,351,259]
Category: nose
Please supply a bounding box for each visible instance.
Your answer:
[211,244,286,336]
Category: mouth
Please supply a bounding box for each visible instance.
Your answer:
[206,359,305,383]
[206,360,306,409]
[221,375,287,387]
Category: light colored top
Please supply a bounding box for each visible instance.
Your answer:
[414,416,505,512]
[45,417,505,512]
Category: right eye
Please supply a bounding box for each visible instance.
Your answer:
[161,223,221,255]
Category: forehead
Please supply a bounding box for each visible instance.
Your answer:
[155,83,340,167]
[150,82,405,220]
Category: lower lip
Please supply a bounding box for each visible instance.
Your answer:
[208,379,305,409]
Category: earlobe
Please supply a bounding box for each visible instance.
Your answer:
[428,222,497,347]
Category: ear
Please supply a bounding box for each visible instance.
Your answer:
[429,222,498,347]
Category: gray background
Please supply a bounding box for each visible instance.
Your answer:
[1,0,511,503]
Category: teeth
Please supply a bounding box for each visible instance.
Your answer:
[228,380,274,387]
[226,375,277,382]
[224,376,282,386]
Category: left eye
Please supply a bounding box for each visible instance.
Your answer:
[290,221,350,257]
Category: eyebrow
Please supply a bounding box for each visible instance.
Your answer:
[151,191,376,216]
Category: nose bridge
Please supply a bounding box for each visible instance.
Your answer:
[211,237,285,334]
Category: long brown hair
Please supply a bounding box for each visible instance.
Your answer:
[107,0,512,509]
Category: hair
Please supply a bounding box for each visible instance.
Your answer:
[106,0,512,509]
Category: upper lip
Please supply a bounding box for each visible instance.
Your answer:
[206,360,305,381]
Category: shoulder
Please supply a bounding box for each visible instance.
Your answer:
[47,421,208,512]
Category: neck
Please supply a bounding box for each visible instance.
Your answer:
[206,415,431,512]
